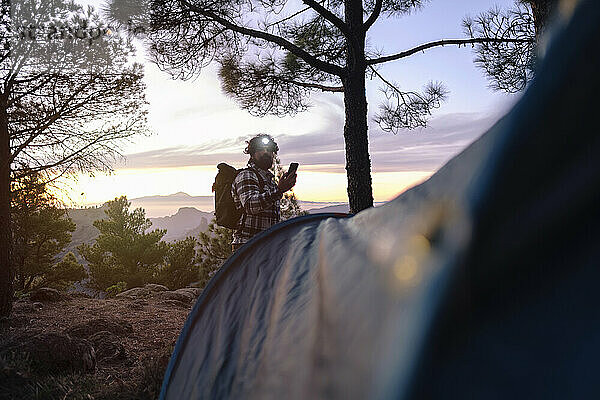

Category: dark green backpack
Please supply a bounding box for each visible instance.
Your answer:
[212,163,264,229]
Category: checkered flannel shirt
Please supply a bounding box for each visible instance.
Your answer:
[231,160,282,245]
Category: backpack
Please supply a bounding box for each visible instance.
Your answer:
[212,163,264,229]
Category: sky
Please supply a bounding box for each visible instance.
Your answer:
[64,0,522,213]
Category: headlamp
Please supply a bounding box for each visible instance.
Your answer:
[247,135,278,155]
[259,137,275,151]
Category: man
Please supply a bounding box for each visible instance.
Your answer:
[231,134,297,251]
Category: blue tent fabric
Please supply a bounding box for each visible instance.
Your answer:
[161,1,600,399]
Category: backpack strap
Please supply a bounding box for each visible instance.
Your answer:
[248,167,265,190]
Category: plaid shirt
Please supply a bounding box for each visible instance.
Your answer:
[231,160,282,244]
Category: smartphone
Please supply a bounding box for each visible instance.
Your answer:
[287,162,299,176]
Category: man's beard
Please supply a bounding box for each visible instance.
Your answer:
[255,154,273,170]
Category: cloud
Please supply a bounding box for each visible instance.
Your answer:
[366,111,501,172]
[119,110,503,173]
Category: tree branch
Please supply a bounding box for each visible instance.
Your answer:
[364,0,383,31]
[13,162,75,185]
[367,37,534,65]
[9,75,99,163]
[302,0,350,37]
[178,0,344,77]
[369,65,422,119]
[16,131,118,175]
[281,78,344,92]
[266,6,311,28]
[25,275,34,291]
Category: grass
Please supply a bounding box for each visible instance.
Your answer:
[1,347,171,400]
[1,295,190,400]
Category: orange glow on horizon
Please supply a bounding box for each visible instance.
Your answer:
[57,166,433,209]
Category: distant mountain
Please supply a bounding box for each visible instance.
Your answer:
[127,192,360,217]
[63,206,107,261]
[130,193,215,217]
[131,192,211,203]
[298,201,347,210]
[149,207,213,242]
[63,206,213,263]
[306,202,386,214]
[62,198,389,266]
[79,192,385,220]
[307,204,350,214]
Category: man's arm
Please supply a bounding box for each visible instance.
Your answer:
[233,169,282,214]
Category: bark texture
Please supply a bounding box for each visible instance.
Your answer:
[0,96,12,317]
[343,0,373,214]
[343,72,373,214]
[524,0,559,38]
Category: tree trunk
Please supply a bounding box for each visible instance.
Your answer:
[525,0,559,39]
[343,71,373,214]
[0,98,12,317]
[343,0,373,214]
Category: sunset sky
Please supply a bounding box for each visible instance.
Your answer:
[65,0,521,212]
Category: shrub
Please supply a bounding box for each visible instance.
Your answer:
[105,281,127,298]
[156,237,199,290]
[78,196,168,290]
[39,252,87,290]
[11,173,80,292]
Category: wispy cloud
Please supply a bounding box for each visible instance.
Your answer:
[120,110,502,173]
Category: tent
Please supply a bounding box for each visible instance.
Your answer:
[161,1,600,398]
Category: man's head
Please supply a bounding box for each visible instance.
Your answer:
[244,134,279,170]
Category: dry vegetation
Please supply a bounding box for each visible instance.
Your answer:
[0,294,193,399]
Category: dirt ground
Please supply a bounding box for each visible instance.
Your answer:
[0,295,193,400]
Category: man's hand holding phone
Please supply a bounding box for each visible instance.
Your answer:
[278,162,298,194]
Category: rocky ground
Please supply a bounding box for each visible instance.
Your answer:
[0,285,199,400]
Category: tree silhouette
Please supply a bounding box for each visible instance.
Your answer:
[108,0,532,215]
[156,236,200,289]
[464,0,561,93]
[78,196,168,291]
[464,2,536,93]
[11,172,85,292]
[0,0,148,316]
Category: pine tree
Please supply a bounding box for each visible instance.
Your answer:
[109,0,532,215]
[464,2,536,93]
[1,0,148,316]
[11,173,85,292]
[38,252,87,291]
[464,0,561,93]
[196,221,233,287]
[78,196,168,291]
[156,236,200,289]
